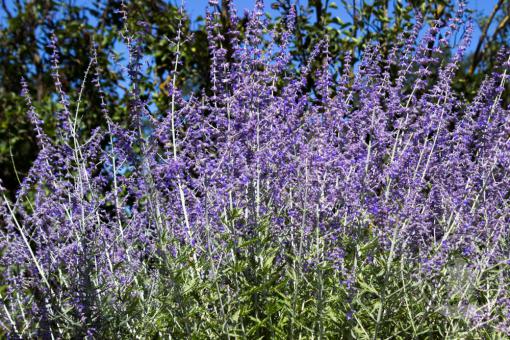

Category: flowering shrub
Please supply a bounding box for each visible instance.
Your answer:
[1,1,510,338]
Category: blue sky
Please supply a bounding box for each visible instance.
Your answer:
[0,0,500,112]
[1,1,500,27]
[186,0,497,18]
[0,1,500,42]
[0,0,501,59]
[184,0,499,49]
[184,1,499,20]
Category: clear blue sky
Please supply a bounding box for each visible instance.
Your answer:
[184,1,498,19]
[0,0,500,111]
[0,0,501,54]
[184,0,497,16]
[184,0,499,47]
[0,1,500,26]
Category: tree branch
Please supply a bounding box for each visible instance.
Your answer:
[1,0,12,19]
[469,0,505,76]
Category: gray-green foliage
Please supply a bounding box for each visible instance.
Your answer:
[38,213,505,339]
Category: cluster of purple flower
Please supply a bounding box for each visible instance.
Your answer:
[1,0,509,336]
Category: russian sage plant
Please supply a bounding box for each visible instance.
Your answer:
[1,1,510,338]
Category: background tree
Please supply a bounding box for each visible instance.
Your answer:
[0,0,208,196]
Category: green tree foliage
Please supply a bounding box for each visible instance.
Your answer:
[0,0,207,195]
[0,0,119,195]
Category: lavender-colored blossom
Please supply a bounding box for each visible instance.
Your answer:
[1,0,510,337]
